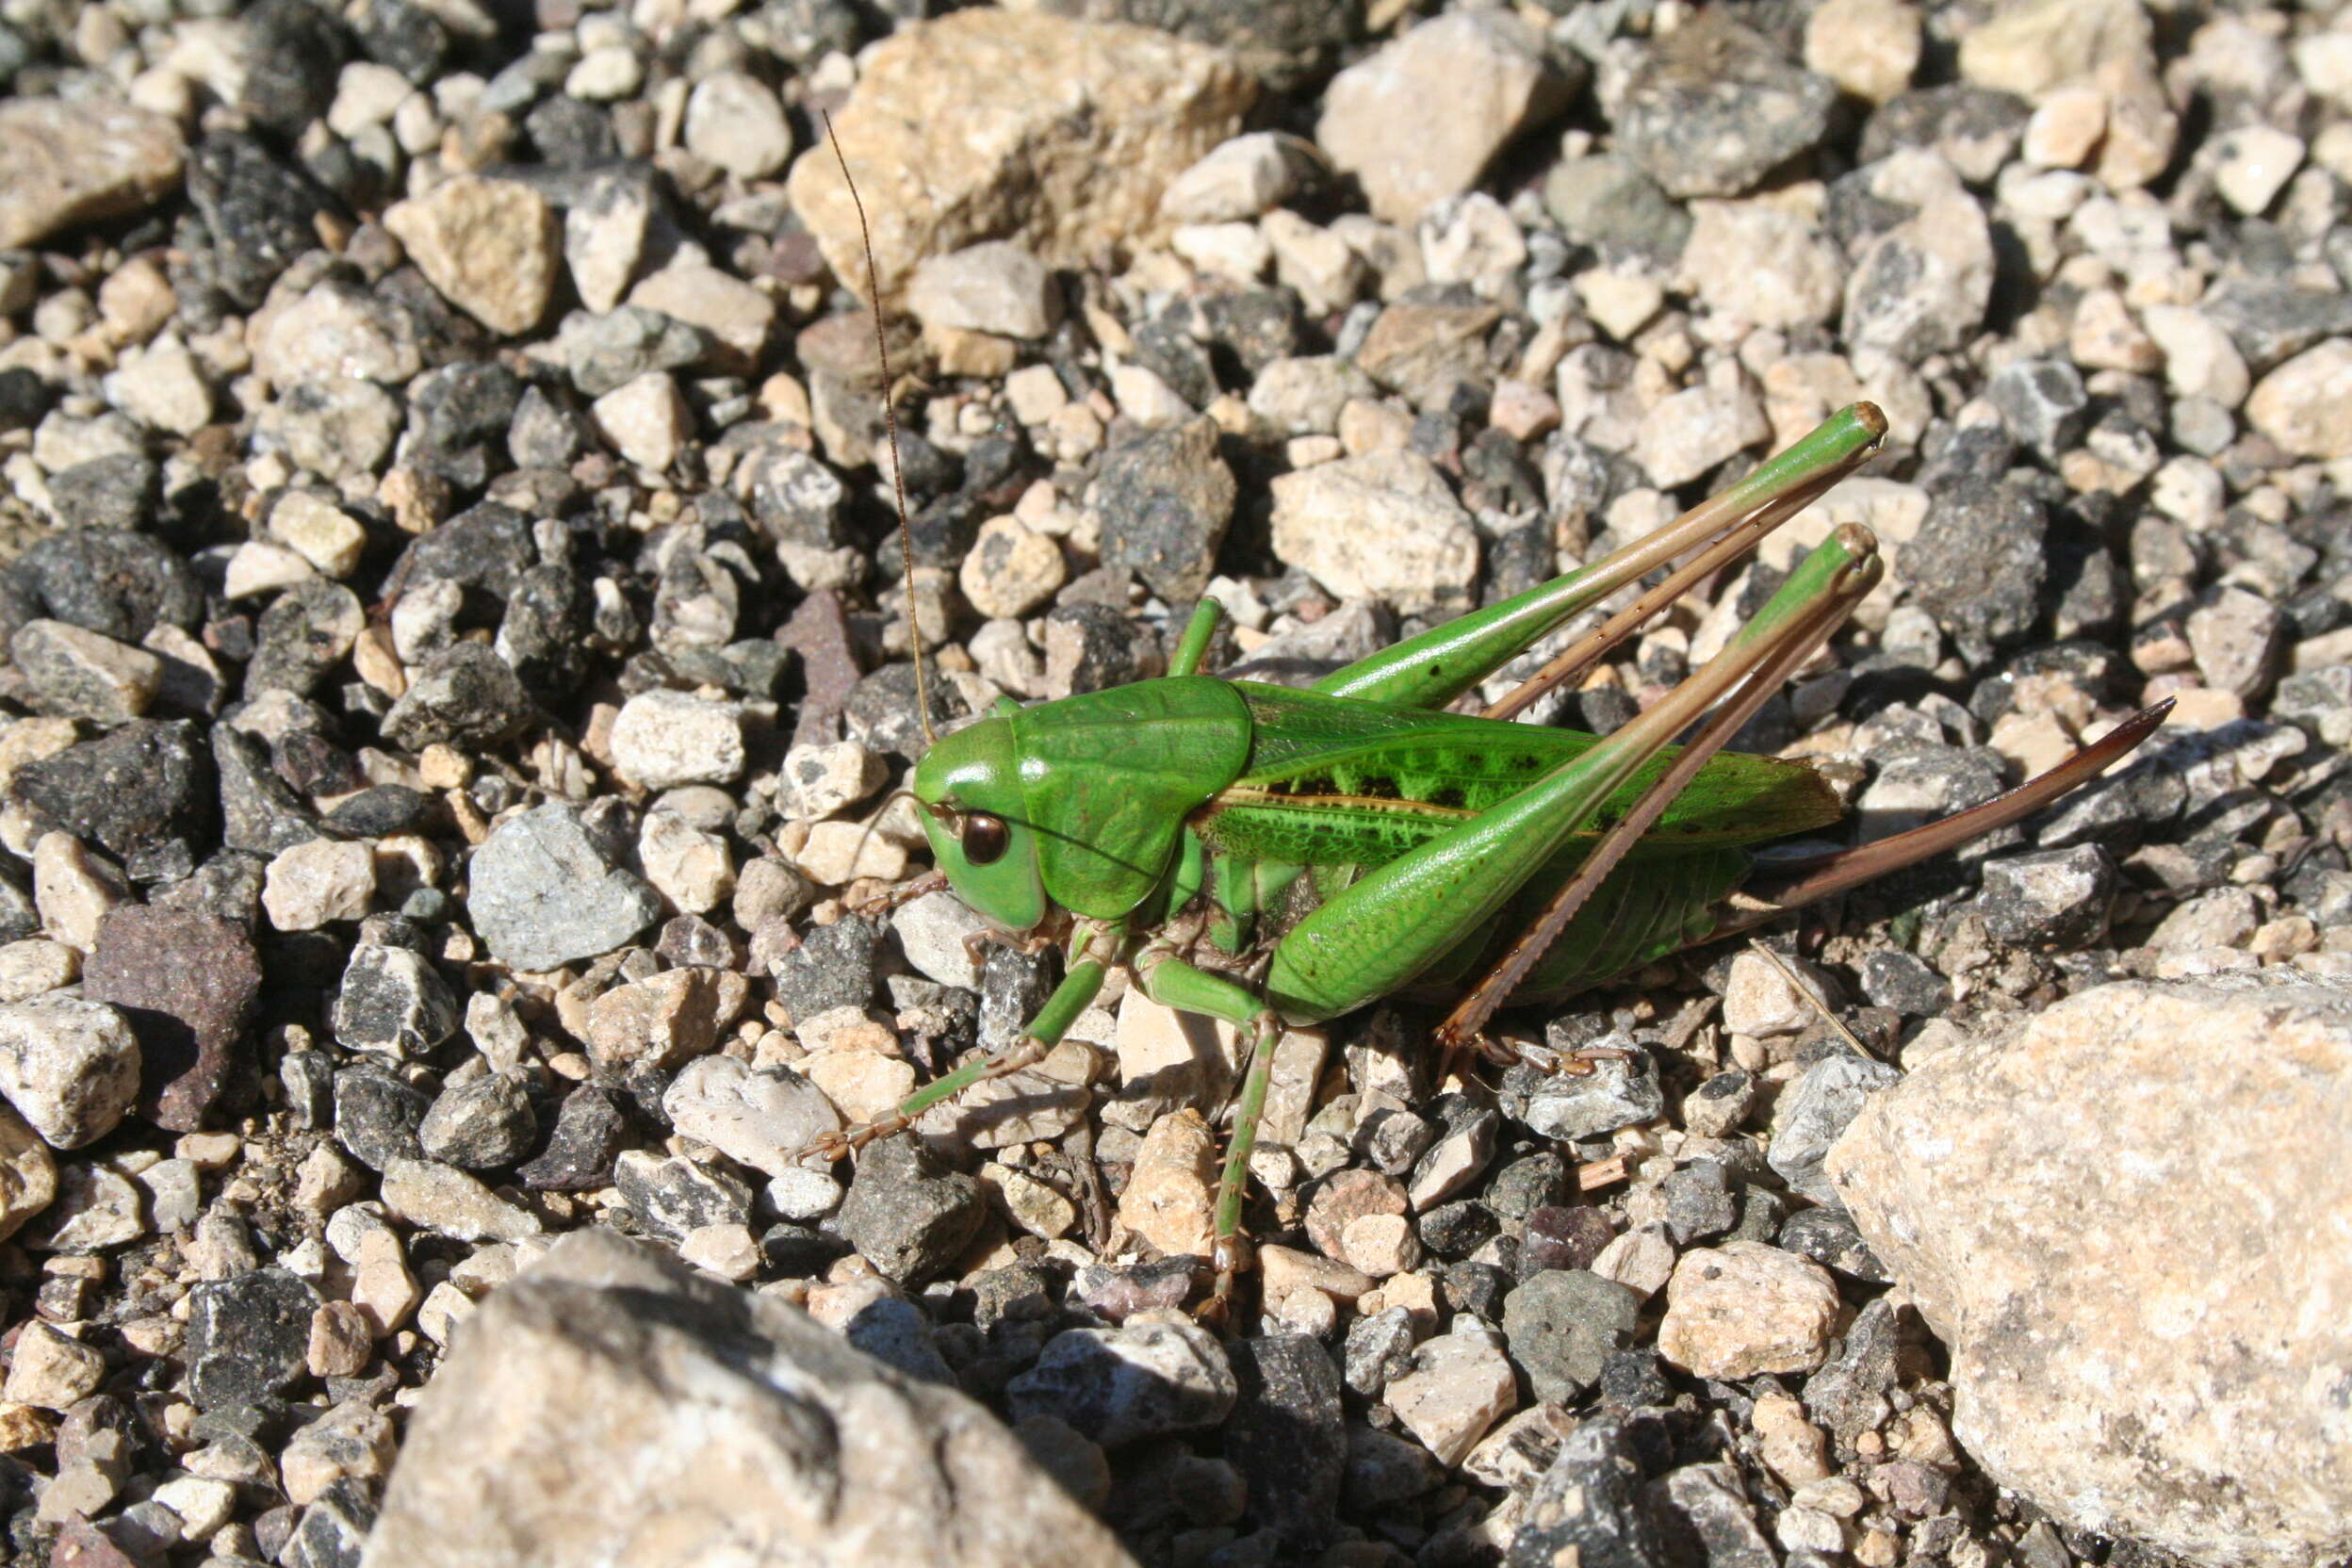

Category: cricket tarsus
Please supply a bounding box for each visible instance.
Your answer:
[782,392,2168,1327]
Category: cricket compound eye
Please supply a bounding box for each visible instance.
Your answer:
[959,812,1010,865]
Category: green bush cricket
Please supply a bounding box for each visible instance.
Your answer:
[802,128,2170,1313]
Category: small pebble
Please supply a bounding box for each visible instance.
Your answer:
[1657,1241,1843,1380]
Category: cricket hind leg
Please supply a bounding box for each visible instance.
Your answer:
[1131,944,1283,1323]
[1311,404,1887,713]
[1432,529,1884,1054]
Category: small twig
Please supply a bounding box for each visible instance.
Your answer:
[1747,938,1880,1063]
[1658,992,1718,1055]
[1063,1121,1115,1253]
[1576,1154,1632,1192]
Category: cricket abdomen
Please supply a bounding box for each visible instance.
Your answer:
[1198,680,1841,874]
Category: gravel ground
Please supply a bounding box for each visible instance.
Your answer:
[0,1,2345,1566]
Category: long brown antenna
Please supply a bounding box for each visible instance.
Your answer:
[824,109,932,747]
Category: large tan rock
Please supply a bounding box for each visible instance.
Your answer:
[1827,979,2352,1568]
[0,99,184,249]
[364,1229,1139,1568]
[786,10,1251,305]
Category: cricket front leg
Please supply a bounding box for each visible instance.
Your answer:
[801,917,1124,1162]
[1131,939,1282,1320]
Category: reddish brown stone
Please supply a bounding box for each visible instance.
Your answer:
[1303,1168,1409,1261]
[82,905,261,1132]
[51,1517,142,1568]
[775,588,862,748]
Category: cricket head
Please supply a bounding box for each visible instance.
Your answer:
[910,713,1047,932]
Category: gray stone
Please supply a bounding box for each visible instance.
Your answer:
[363,1231,1136,1568]
[1987,359,2089,458]
[1801,1294,1903,1446]
[1516,1044,1663,1141]
[1858,86,2028,184]
[2187,586,2284,700]
[1661,1159,1740,1244]
[1614,15,1837,199]
[1225,1335,1346,1547]
[187,1268,318,1410]
[1501,1270,1644,1403]
[1094,416,1237,603]
[1543,155,1690,264]
[10,620,161,723]
[332,943,459,1060]
[335,1065,430,1172]
[44,453,158,531]
[0,997,140,1150]
[1508,1419,1665,1568]
[516,1086,628,1193]
[1777,1206,1890,1283]
[24,1161,142,1251]
[890,890,990,990]
[1973,845,2118,948]
[1658,1463,1777,1568]
[613,1149,752,1242]
[1767,1054,1901,1205]
[835,1135,985,1284]
[769,913,886,1021]
[466,805,664,972]
[381,642,533,751]
[558,306,710,399]
[260,377,402,481]
[661,1054,839,1180]
[1839,158,1994,364]
[1898,481,2049,649]
[418,1073,537,1169]
[1857,950,1950,1017]
[1006,1320,1238,1449]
